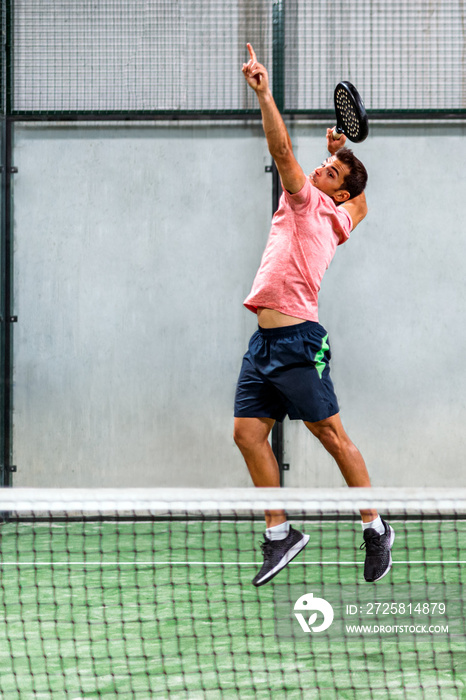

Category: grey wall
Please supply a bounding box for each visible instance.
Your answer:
[12,124,269,487]
[11,122,466,487]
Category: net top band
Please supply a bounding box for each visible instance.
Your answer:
[1,487,466,514]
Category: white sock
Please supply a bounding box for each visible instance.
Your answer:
[362,516,385,536]
[266,521,290,541]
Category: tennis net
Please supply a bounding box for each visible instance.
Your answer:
[0,487,465,699]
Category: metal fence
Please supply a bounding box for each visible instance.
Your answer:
[2,0,465,119]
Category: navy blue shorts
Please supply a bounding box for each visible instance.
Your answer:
[234,321,339,423]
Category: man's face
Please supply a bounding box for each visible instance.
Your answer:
[310,156,350,203]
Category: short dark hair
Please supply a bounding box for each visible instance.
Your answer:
[335,147,368,200]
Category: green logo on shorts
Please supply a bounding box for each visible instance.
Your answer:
[315,335,329,379]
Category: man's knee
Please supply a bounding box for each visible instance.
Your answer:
[233,423,250,450]
[233,417,273,452]
[315,426,343,455]
[306,417,349,457]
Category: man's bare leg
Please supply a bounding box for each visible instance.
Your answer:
[234,415,310,587]
[233,416,286,528]
[304,413,378,522]
[305,413,394,582]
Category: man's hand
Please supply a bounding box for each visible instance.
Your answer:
[327,127,346,155]
[242,43,269,93]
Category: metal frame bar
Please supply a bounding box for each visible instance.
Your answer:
[6,109,466,123]
[0,117,14,487]
[0,0,15,486]
[270,162,285,485]
[270,0,285,483]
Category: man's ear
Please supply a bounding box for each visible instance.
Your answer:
[334,189,351,203]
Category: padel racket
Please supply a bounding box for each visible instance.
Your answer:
[332,81,368,143]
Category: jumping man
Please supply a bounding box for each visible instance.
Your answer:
[234,44,394,587]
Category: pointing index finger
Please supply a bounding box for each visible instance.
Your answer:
[247,43,257,62]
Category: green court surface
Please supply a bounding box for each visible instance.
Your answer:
[0,518,465,699]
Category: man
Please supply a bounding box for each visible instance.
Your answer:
[234,44,394,587]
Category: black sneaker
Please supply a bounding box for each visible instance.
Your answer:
[360,519,395,582]
[252,526,310,587]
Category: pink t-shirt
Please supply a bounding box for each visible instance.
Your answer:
[243,178,352,322]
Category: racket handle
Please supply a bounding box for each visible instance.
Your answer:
[332,127,343,140]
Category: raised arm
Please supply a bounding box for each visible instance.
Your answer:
[242,44,306,194]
